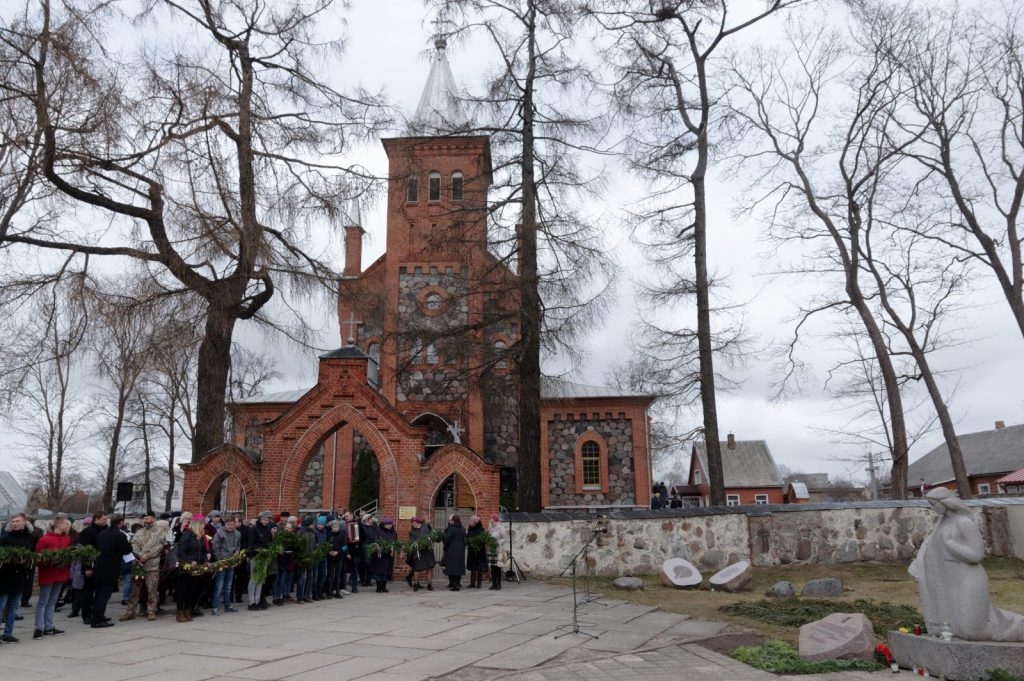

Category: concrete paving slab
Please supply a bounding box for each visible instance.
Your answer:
[383,649,487,677]
[361,634,460,650]
[338,643,439,661]
[190,642,301,661]
[282,656,399,681]
[224,652,349,680]
[128,652,261,677]
[452,631,537,654]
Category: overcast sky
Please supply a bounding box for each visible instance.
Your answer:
[1,0,1021,487]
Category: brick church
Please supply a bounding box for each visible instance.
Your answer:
[180,39,656,527]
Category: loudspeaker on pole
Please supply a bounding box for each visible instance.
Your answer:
[115,481,134,503]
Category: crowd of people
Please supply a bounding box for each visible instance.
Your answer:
[0,507,509,643]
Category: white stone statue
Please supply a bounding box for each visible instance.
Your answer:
[909,487,1024,641]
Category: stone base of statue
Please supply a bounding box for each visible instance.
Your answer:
[888,631,1024,680]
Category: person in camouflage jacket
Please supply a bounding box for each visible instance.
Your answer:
[121,511,165,621]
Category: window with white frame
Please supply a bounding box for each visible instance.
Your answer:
[693,470,702,485]
[726,494,740,506]
[754,494,769,505]
[581,441,601,489]
[977,483,991,495]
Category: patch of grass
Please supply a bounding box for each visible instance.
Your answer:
[730,639,882,674]
[719,598,921,637]
[986,670,1024,681]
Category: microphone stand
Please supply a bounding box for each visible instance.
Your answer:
[554,528,602,640]
[501,505,525,583]
[581,526,607,606]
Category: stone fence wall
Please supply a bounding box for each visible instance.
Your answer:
[507,500,1020,578]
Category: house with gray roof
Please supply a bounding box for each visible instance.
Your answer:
[907,421,1024,497]
[686,435,787,507]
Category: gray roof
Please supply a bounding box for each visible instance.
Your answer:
[233,388,311,405]
[320,345,370,360]
[693,440,783,488]
[787,481,810,499]
[411,38,468,133]
[908,423,1024,486]
[540,377,652,401]
[0,471,28,512]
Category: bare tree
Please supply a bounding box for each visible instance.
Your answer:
[728,10,979,497]
[0,277,90,511]
[88,278,162,509]
[890,2,1024,338]
[0,0,389,463]
[591,0,806,505]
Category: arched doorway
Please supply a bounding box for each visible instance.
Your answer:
[431,472,476,571]
[203,472,248,517]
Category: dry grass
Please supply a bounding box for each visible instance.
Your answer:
[564,557,1024,646]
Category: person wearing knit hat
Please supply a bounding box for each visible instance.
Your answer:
[466,515,488,589]
[302,516,314,528]
[367,517,397,593]
[487,513,509,590]
[407,516,435,592]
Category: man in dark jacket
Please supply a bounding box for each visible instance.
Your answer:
[90,515,132,628]
[75,511,108,625]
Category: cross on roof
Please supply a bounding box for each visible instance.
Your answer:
[341,311,363,345]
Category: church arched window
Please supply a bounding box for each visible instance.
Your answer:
[574,431,609,494]
[451,171,464,201]
[406,175,418,202]
[428,171,441,201]
[492,337,509,371]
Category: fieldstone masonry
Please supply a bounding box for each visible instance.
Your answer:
[546,416,636,505]
[507,501,1016,577]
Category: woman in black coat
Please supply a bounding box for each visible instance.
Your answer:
[407,517,435,591]
[441,515,466,591]
[367,518,397,593]
[465,515,489,589]
[174,520,207,622]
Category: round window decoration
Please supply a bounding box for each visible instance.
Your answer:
[417,287,449,316]
[424,292,444,312]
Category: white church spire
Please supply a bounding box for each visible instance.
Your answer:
[411,36,469,134]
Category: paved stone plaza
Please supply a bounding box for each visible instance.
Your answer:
[0,581,890,681]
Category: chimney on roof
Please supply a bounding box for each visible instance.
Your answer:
[995,420,1006,430]
[727,433,736,450]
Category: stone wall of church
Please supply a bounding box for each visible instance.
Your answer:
[397,265,471,403]
[546,416,636,505]
[297,444,325,511]
[483,374,518,466]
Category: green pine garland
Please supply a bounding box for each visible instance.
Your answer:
[248,530,330,584]
[0,544,98,568]
[364,538,401,558]
[466,532,498,553]
[181,552,245,577]
[296,541,331,568]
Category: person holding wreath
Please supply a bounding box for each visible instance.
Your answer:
[407,517,435,592]
[465,515,489,589]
